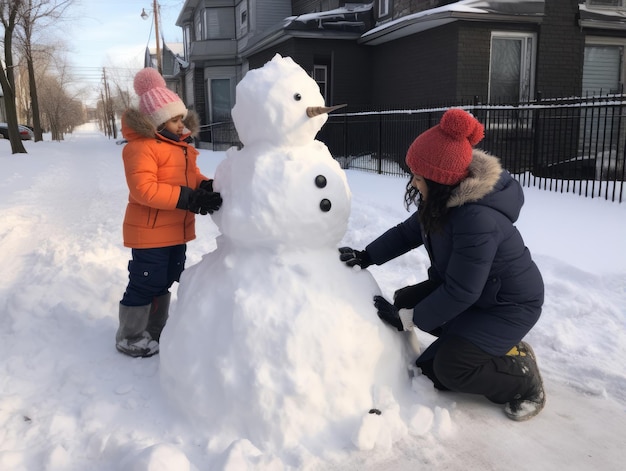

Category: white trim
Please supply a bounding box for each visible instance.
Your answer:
[378,0,390,17]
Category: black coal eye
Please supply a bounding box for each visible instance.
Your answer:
[315,175,327,188]
[294,93,302,101]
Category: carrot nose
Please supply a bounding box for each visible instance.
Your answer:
[306,103,347,118]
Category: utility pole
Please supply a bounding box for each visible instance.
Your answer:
[153,0,162,75]
[141,1,162,74]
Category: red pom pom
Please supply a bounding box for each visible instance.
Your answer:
[133,68,166,96]
[439,108,484,145]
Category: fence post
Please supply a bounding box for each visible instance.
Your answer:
[377,113,382,174]
[531,92,542,186]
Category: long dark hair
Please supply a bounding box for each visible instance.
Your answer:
[404,176,455,234]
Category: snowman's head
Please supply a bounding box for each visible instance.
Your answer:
[232,55,331,147]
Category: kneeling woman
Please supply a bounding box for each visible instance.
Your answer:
[339,109,545,421]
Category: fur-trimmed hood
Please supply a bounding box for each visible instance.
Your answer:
[448,150,502,207]
[448,149,523,223]
[121,108,200,141]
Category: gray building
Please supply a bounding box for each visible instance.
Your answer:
[173,0,626,145]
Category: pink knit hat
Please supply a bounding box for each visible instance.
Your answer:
[405,108,485,185]
[133,68,187,127]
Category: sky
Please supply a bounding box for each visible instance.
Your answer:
[1,125,625,470]
[64,0,185,104]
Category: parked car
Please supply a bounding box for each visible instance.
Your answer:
[0,123,34,140]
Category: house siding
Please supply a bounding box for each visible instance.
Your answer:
[371,24,459,108]
[536,0,584,99]
[247,38,371,107]
[456,24,491,101]
[254,0,291,33]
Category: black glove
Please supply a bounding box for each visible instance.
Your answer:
[199,179,214,192]
[338,247,372,268]
[393,280,441,309]
[188,188,223,215]
[373,295,404,331]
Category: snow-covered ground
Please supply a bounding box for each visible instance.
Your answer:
[1,125,625,470]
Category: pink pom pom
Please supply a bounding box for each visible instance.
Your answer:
[439,108,484,146]
[133,68,166,96]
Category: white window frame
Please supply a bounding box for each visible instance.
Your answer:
[378,0,390,17]
[488,31,536,104]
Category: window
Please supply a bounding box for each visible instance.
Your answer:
[205,8,235,39]
[489,32,536,103]
[583,45,622,95]
[183,24,191,58]
[210,79,232,122]
[378,0,390,17]
[313,65,328,104]
[196,8,235,40]
[581,43,624,157]
[195,11,203,40]
[238,2,248,36]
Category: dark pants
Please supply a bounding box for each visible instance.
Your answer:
[121,245,186,306]
[417,335,532,404]
[396,280,530,403]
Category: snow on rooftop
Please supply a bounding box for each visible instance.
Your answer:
[363,0,543,39]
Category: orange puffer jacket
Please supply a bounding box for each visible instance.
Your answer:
[121,109,208,249]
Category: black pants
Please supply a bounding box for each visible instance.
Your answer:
[395,280,530,403]
[417,335,532,404]
[121,245,186,306]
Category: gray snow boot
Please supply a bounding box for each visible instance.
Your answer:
[146,292,171,342]
[115,303,159,358]
[504,341,546,421]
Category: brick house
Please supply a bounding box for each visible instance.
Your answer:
[174,0,626,144]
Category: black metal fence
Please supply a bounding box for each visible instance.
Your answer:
[318,95,626,203]
[205,95,626,202]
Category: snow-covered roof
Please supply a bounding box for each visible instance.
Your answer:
[241,1,544,56]
[579,3,626,30]
[284,3,373,33]
[360,0,544,45]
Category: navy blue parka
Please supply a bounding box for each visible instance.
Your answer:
[366,150,544,358]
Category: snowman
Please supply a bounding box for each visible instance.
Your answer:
[160,55,415,458]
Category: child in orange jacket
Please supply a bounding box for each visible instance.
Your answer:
[116,67,222,357]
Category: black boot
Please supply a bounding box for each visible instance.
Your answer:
[504,341,546,421]
[146,292,171,342]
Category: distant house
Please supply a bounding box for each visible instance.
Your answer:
[173,0,626,144]
[144,41,188,98]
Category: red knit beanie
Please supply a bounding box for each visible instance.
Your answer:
[405,108,485,185]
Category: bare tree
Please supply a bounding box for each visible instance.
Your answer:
[15,0,73,142]
[38,64,84,140]
[0,0,27,154]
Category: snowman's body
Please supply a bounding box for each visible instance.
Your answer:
[160,55,409,454]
